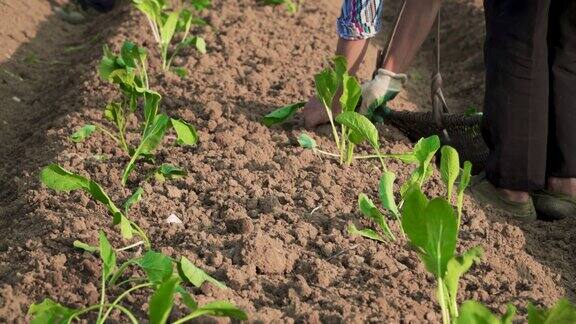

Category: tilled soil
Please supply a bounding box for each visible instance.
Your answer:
[0,0,575,322]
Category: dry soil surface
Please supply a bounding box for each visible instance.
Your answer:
[0,0,574,322]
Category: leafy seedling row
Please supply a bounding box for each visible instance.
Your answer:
[264,57,576,323]
[29,1,249,322]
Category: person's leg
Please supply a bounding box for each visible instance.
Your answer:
[380,0,441,73]
[546,0,576,196]
[482,0,551,202]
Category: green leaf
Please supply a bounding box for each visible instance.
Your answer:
[73,240,98,253]
[28,298,75,324]
[99,45,121,81]
[419,198,458,278]
[261,102,306,126]
[298,133,316,149]
[440,146,460,199]
[185,301,248,321]
[124,187,144,216]
[347,223,386,243]
[104,102,126,132]
[332,56,347,80]
[172,66,187,78]
[155,164,187,182]
[136,250,174,284]
[358,193,395,241]
[314,68,338,109]
[456,301,516,324]
[445,247,483,312]
[118,215,134,240]
[149,276,180,324]
[120,41,146,68]
[70,124,97,143]
[176,285,198,311]
[40,164,90,192]
[414,135,441,164]
[401,136,441,196]
[457,160,473,222]
[133,0,162,25]
[335,111,379,149]
[379,171,399,217]
[458,161,473,195]
[193,36,206,54]
[528,299,576,324]
[190,0,211,10]
[171,118,198,146]
[177,9,193,34]
[160,10,180,48]
[143,90,162,134]
[401,186,429,252]
[99,230,116,279]
[339,74,361,112]
[181,36,207,54]
[179,256,227,289]
[86,180,123,224]
[122,114,170,185]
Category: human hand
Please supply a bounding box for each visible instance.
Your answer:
[359,68,407,114]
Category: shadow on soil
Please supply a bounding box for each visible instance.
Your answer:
[0,2,127,282]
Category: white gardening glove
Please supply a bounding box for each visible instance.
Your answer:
[360,68,408,114]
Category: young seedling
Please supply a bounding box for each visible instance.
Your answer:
[264,57,414,167]
[71,42,199,185]
[28,231,247,323]
[348,142,480,323]
[71,41,160,153]
[132,0,208,72]
[402,184,482,324]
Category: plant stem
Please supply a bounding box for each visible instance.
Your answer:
[314,149,340,158]
[117,240,145,252]
[137,58,149,90]
[99,283,153,324]
[339,125,347,164]
[437,278,450,324]
[67,303,137,324]
[173,311,205,324]
[129,220,151,249]
[322,101,341,152]
[118,126,130,154]
[108,260,137,287]
[96,273,106,323]
[116,277,148,288]
[146,17,161,45]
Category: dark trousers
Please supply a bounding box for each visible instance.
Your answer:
[483,0,576,191]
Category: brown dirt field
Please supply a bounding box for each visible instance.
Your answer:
[0,0,574,322]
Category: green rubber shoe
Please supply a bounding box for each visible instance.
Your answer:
[531,190,576,220]
[469,175,537,220]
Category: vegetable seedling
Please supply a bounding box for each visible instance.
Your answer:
[348,142,479,324]
[132,0,208,72]
[28,231,247,323]
[71,42,199,185]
